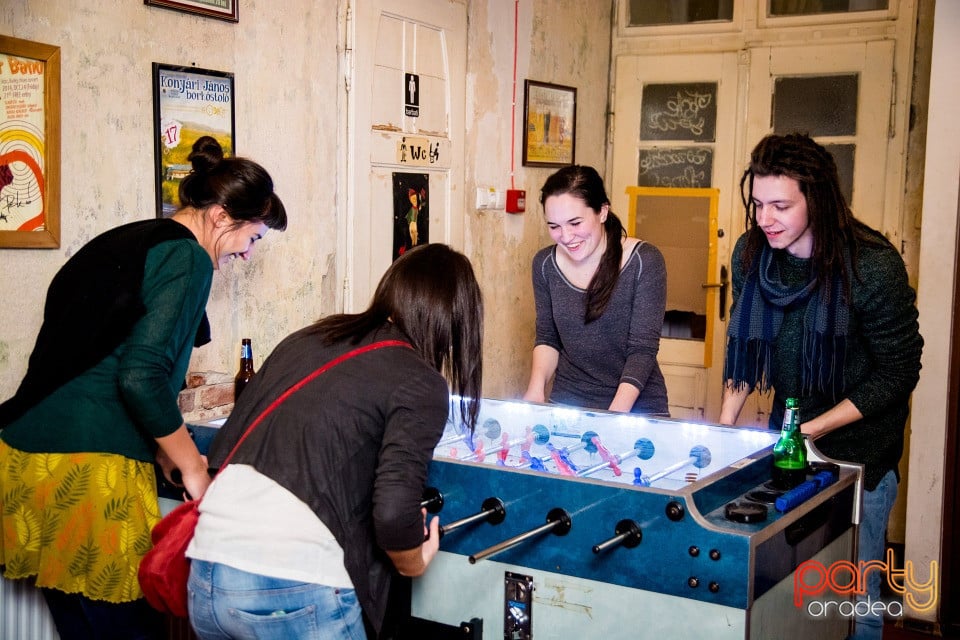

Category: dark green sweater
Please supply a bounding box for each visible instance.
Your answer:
[1,239,212,461]
[730,232,923,490]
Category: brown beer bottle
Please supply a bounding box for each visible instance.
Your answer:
[234,338,255,401]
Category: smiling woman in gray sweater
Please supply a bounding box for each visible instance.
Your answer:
[524,165,668,416]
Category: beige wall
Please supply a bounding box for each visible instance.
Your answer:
[905,0,960,623]
[465,0,612,398]
[0,0,342,393]
[0,1,612,403]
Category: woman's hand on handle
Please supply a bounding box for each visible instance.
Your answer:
[155,424,211,501]
[387,509,441,577]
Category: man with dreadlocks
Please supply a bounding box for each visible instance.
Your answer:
[719,133,922,639]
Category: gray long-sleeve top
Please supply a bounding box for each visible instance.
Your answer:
[532,241,669,415]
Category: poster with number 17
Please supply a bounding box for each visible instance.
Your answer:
[152,63,234,217]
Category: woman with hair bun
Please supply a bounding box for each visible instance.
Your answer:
[0,136,287,639]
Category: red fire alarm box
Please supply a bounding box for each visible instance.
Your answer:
[506,189,526,214]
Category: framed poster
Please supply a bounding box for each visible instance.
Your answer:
[145,0,238,23]
[522,80,576,167]
[152,63,235,217]
[0,35,60,248]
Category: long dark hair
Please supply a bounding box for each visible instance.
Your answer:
[739,133,885,299]
[309,243,483,433]
[540,165,626,322]
[178,136,287,232]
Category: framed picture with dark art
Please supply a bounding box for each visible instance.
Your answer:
[152,63,235,217]
[392,172,429,261]
[522,80,576,167]
[145,0,238,23]
[0,35,61,248]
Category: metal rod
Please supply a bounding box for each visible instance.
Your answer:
[437,432,468,447]
[592,531,631,554]
[643,456,694,485]
[468,520,560,564]
[468,508,570,564]
[591,519,642,554]
[441,510,493,535]
[576,447,640,478]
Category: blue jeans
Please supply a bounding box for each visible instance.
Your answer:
[850,469,898,640]
[188,560,366,640]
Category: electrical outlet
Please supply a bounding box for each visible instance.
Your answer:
[476,187,490,209]
[475,187,505,210]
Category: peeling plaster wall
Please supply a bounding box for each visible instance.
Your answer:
[465,0,613,399]
[0,0,613,408]
[0,0,339,396]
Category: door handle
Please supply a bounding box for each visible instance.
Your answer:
[701,265,729,321]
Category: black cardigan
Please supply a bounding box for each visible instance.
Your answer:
[0,219,209,427]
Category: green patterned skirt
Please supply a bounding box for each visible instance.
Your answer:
[0,440,162,602]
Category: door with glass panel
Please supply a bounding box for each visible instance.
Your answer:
[611,39,894,425]
[610,52,740,421]
[745,42,895,235]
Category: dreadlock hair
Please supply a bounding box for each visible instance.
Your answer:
[738,132,885,301]
[540,165,626,323]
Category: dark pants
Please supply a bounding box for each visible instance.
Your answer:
[40,587,165,640]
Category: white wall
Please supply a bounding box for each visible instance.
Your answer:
[464,0,613,398]
[905,0,960,623]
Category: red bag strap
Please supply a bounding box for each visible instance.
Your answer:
[217,339,412,470]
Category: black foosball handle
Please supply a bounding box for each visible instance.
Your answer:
[420,486,444,514]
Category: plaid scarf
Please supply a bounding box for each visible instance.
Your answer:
[724,244,850,401]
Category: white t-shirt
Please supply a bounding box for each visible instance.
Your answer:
[186,464,354,588]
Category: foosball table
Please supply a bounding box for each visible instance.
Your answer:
[404,397,862,640]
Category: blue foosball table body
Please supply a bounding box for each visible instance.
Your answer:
[409,398,862,640]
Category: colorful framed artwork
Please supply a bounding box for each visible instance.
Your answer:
[145,0,238,23]
[0,35,61,249]
[152,63,235,217]
[522,80,576,167]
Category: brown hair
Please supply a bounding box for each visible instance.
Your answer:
[540,165,626,322]
[310,243,484,433]
[739,133,886,298]
[179,136,287,232]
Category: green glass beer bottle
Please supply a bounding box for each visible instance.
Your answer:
[772,397,807,489]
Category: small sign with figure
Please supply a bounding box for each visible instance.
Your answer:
[405,73,420,117]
